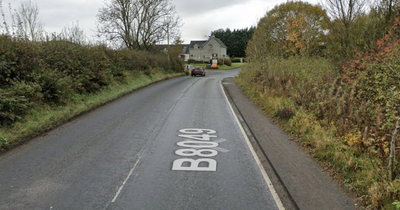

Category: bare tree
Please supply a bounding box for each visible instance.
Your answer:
[96,0,181,50]
[13,0,44,41]
[325,0,369,41]
[59,21,87,45]
[324,0,370,59]
[325,0,369,25]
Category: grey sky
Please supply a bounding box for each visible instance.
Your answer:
[2,0,319,44]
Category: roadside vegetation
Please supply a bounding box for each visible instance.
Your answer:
[0,36,183,151]
[236,0,400,209]
[0,0,184,151]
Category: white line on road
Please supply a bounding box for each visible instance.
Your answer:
[111,148,145,203]
[220,82,285,210]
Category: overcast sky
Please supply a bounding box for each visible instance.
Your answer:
[2,0,320,44]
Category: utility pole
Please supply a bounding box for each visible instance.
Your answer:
[167,22,170,66]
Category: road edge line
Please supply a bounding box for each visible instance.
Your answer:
[220,82,285,210]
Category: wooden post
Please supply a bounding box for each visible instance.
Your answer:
[389,118,400,181]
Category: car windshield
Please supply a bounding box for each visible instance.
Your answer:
[194,67,202,69]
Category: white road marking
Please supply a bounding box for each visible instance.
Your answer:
[185,139,229,153]
[220,82,286,210]
[111,149,145,203]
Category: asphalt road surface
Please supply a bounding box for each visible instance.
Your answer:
[0,69,284,210]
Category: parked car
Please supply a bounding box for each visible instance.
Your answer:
[184,65,194,75]
[191,66,206,77]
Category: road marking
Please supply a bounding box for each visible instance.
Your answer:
[173,129,229,172]
[185,138,229,153]
[111,148,145,203]
[220,82,285,210]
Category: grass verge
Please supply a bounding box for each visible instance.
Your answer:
[235,59,400,209]
[0,71,183,151]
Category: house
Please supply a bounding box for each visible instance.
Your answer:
[184,36,227,62]
[155,36,228,62]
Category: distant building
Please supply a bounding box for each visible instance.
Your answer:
[155,36,228,62]
[185,36,227,62]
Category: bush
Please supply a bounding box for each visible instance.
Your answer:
[0,88,31,125]
[37,70,73,104]
[218,58,231,66]
[231,58,242,63]
[237,19,400,206]
[170,56,184,72]
[0,36,184,126]
[0,135,9,150]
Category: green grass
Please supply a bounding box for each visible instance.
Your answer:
[0,71,183,150]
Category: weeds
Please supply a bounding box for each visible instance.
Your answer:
[236,53,400,208]
[275,106,295,120]
[0,135,8,150]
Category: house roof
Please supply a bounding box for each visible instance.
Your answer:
[213,37,227,48]
[189,40,207,49]
[182,45,190,54]
[153,44,188,53]
[189,36,227,50]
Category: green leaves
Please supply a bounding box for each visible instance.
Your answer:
[0,135,9,151]
[247,1,329,58]
[212,27,255,57]
[0,35,184,126]
[0,88,31,125]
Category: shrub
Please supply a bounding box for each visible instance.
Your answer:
[0,35,184,126]
[170,56,184,72]
[231,58,242,63]
[0,135,9,150]
[37,69,74,104]
[275,106,295,120]
[237,18,400,207]
[218,58,231,66]
[0,88,31,125]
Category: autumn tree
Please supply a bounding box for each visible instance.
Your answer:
[97,0,181,51]
[365,0,399,47]
[285,13,309,56]
[247,1,329,59]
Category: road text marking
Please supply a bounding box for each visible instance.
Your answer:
[172,128,228,172]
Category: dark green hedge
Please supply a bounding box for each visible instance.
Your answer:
[0,35,183,125]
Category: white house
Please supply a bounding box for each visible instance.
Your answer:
[182,36,228,62]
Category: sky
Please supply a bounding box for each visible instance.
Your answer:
[1,0,320,44]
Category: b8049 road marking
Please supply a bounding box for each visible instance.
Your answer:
[172,128,228,172]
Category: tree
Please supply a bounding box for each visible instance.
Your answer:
[169,35,184,55]
[366,0,399,47]
[211,27,255,57]
[97,0,181,51]
[59,21,87,45]
[324,0,369,60]
[13,0,44,41]
[247,1,329,59]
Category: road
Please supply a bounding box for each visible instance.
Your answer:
[0,69,283,210]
